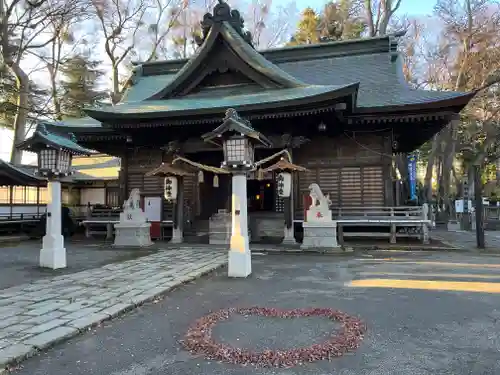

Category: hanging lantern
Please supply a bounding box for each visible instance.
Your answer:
[198,170,204,183]
[213,174,219,188]
[164,176,178,201]
[277,172,291,197]
[256,169,264,181]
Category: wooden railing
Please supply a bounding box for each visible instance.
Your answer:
[332,205,428,219]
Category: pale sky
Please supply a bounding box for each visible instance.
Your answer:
[1,0,437,164]
[296,0,435,15]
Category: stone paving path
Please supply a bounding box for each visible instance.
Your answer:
[0,248,227,370]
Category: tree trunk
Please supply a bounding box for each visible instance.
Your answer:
[424,135,439,202]
[111,65,121,105]
[395,153,409,201]
[48,64,61,120]
[364,0,375,36]
[441,128,456,216]
[9,63,29,165]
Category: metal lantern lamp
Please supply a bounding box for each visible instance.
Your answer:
[37,147,73,177]
[222,134,254,168]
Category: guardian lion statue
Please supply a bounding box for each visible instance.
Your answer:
[123,188,141,210]
[308,183,331,210]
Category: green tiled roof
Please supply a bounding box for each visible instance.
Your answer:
[121,36,472,110]
[86,84,357,119]
[0,160,44,186]
[122,74,176,103]
[275,53,469,108]
[17,122,95,155]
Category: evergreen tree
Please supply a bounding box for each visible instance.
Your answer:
[0,68,49,129]
[58,55,106,119]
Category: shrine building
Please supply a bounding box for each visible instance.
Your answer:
[38,1,475,242]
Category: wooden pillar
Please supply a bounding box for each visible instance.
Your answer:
[9,186,13,219]
[171,176,184,243]
[383,135,394,206]
[282,150,297,245]
[119,148,129,204]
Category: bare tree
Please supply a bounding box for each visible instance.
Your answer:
[364,0,402,36]
[137,0,190,62]
[1,0,83,163]
[92,0,149,104]
[421,0,500,207]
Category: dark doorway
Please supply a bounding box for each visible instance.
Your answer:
[198,172,231,219]
[247,179,275,212]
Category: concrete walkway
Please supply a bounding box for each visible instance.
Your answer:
[0,247,227,370]
[432,228,500,252]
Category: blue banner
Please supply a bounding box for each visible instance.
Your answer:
[408,154,417,201]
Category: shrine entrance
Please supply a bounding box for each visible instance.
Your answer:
[198,172,231,219]
[247,179,275,212]
[195,149,279,221]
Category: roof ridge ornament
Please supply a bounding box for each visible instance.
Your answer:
[195,0,253,48]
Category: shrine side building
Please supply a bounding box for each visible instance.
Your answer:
[42,2,474,238]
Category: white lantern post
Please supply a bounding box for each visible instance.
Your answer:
[223,135,253,277]
[17,123,92,269]
[202,109,271,278]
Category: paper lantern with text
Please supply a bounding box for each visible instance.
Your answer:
[164,176,178,201]
[276,172,291,197]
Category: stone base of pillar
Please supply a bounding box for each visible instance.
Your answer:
[114,223,153,248]
[281,226,297,245]
[40,234,66,269]
[171,227,183,244]
[228,249,252,278]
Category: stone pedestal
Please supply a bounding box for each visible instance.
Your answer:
[282,226,297,245]
[113,189,153,248]
[40,181,66,269]
[209,210,232,245]
[171,227,183,244]
[301,221,340,249]
[114,222,152,247]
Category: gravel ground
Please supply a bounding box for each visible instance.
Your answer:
[0,239,156,289]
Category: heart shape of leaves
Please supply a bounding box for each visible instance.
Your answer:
[181,307,366,368]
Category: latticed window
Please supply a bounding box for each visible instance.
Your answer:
[226,138,248,163]
[39,149,57,170]
[57,151,71,172]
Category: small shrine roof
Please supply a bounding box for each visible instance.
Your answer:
[17,122,95,155]
[260,159,308,173]
[0,160,44,186]
[202,108,273,147]
[145,163,194,177]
